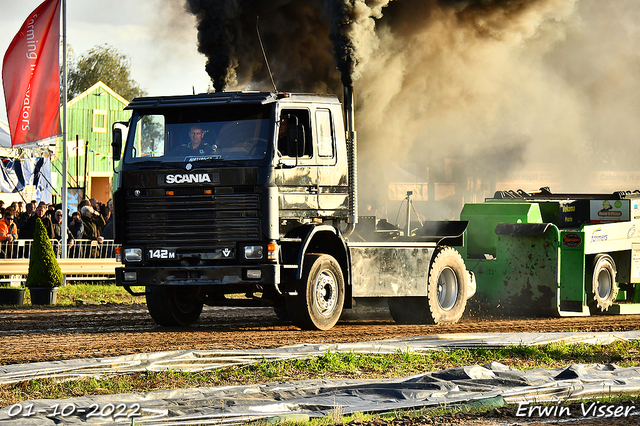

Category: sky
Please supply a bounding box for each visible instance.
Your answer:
[0,0,211,124]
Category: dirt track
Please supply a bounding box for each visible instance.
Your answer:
[2,303,640,366]
[2,305,640,425]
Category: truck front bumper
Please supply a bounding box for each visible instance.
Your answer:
[116,264,279,287]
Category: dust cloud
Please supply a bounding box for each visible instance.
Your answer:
[182,0,640,218]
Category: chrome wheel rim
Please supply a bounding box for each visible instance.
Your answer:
[313,269,338,317]
[596,268,613,300]
[437,267,458,311]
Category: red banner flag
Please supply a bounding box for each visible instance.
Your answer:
[2,0,62,147]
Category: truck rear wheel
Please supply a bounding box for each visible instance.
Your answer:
[587,254,618,313]
[146,286,204,326]
[388,247,468,324]
[286,254,345,330]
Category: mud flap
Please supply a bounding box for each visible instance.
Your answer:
[558,230,590,316]
[467,271,477,299]
[470,223,567,317]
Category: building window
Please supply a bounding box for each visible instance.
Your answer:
[92,109,108,133]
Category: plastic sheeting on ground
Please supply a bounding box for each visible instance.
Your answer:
[1,330,640,386]
[2,331,640,425]
[1,362,640,425]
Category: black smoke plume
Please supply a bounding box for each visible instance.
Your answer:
[182,0,640,212]
[184,0,401,92]
[184,0,332,92]
[184,0,568,93]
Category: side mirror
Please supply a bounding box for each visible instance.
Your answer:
[112,128,122,162]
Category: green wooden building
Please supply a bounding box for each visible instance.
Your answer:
[53,81,131,207]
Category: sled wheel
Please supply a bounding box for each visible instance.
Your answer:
[587,254,618,313]
[146,286,203,326]
[389,247,468,325]
[286,254,345,330]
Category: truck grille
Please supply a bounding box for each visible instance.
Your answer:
[122,191,261,247]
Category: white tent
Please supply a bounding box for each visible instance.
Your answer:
[0,120,54,203]
[0,119,10,148]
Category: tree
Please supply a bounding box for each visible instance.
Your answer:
[25,218,63,289]
[67,44,146,101]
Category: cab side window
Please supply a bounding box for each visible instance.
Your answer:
[316,109,334,158]
[278,109,312,158]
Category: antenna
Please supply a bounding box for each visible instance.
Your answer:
[256,16,277,93]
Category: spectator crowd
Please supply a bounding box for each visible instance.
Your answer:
[0,198,114,246]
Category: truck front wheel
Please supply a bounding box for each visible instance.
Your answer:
[286,254,345,330]
[587,254,618,313]
[389,247,468,324]
[146,286,204,327]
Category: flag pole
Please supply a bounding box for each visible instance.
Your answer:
[61,0,68,260]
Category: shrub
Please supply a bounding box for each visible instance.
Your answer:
[25,218,63,288]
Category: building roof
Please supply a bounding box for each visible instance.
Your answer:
[1,82,129,149]
[67,81,129,108]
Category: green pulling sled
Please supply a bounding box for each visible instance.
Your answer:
[458,189,640,317]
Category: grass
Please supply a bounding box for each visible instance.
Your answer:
[53,283,145,306]
[0,283,145,307]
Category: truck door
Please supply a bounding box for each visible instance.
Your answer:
[315,107,348,215]
[275,108,320,218]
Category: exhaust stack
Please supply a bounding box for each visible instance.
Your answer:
[343,85,358,237]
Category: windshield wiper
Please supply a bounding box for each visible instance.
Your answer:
[129,158,251,168]
[214,160,246,166]
[130,161,180,169]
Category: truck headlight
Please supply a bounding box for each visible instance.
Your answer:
[244,245,263,260]
[124,248,143,262]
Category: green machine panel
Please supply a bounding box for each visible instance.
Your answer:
[460,202,543,258]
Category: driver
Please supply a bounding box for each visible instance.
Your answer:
[277,117,289,155]
[182,124,215,155]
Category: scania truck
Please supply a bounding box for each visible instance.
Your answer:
[112,87,475,330]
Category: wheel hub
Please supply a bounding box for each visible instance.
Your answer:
[596,269,613,300]
[437,267,458,311]
[174,290,199,314]
[314,270,338,316]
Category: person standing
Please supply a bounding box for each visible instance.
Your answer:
[89,198,107,234]
[68,211,84,240]
[81,206,104,243]
[67,211,85,258]
[52,209,75,246]
[0,210,18,243]
[101,199,114,239]
[0,209,18,258]
[17,202,33,234]
[21,204,54,240]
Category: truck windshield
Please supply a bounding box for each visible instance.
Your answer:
[123,105,272,164]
